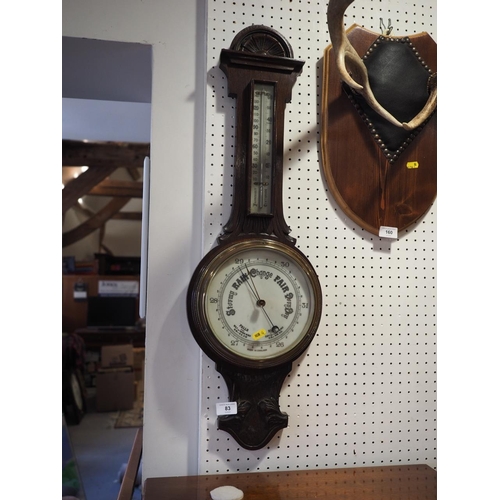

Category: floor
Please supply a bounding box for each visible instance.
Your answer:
[66,393,142,500]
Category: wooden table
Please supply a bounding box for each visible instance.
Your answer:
[74,327,145,348]
[143,464,436,500]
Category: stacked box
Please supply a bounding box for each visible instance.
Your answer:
[96,345,135,412]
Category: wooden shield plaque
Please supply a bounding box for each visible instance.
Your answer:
[321,25,437,235]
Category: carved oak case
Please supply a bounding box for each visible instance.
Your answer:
[186,26,322,450]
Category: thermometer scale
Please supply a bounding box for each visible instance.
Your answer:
[250,83,275,215]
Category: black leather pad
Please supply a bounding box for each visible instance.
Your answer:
[344,37,434,156]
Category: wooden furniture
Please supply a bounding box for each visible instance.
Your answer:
[74,327,145,348]
[321,25,437,235]
[143,464,436,500]
[117,427,143,500]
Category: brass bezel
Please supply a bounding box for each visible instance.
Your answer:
[187,238,322,370]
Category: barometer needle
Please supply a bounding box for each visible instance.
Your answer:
[241,268,260,302]
[243,264,278,332]
[244,264,262,301]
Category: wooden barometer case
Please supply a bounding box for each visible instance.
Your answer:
[187,26,322,450]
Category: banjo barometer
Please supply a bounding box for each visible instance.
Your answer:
[187,25,322,450]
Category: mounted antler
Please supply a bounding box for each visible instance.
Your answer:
[402,72,437,131]
[327,0,436,130]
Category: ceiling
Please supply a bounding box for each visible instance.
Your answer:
[62,36,153,142]
[62,36,152,103]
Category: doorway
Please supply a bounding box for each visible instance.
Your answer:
[62,36,152,500]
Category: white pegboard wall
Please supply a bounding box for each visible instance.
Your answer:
[201,0,436,474]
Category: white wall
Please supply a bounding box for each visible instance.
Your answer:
[62,98,152,143]
[62,0,206,478]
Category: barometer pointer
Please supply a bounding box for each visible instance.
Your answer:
[242,264,278,333]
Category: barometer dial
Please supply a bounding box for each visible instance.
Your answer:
[189,239,321,369]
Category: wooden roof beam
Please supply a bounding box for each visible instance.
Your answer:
[62,140,150,168]
[88,179,143,198]
[62,165,118,214]
[62,197,132,247]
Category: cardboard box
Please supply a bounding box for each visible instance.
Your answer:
[101,344,134,368]
[133,348,145,382]
[96,367,135,411]
[96,345,135,412]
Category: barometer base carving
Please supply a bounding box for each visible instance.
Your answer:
[217,362,292,450]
